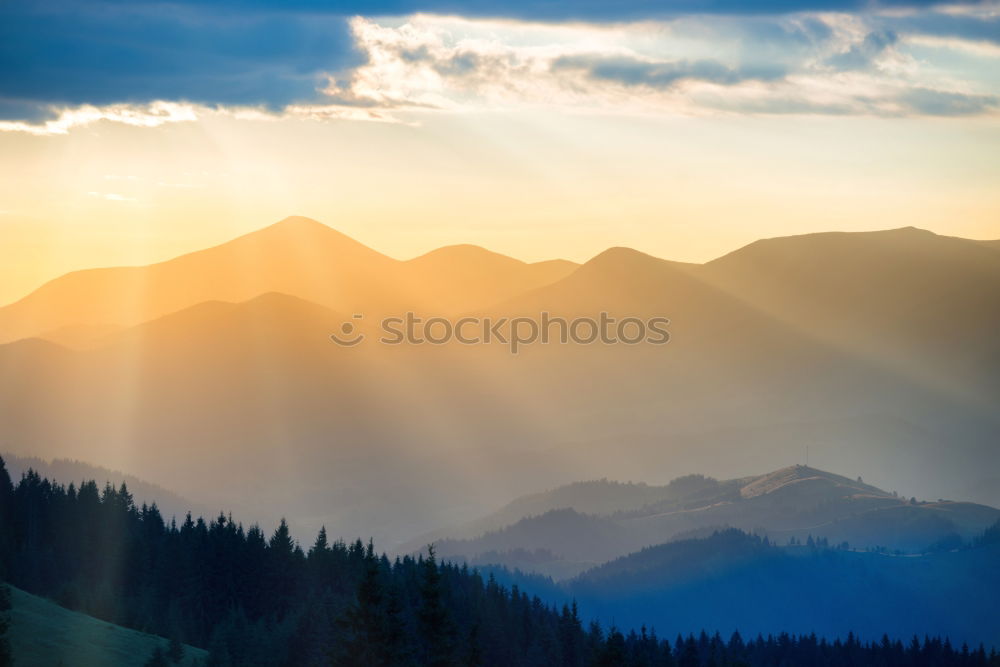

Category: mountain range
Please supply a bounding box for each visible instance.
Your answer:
[409,465,1000,579]
[0,217,997,545]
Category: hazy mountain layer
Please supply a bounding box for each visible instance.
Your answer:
[420,466,1000,578]
[0,219,997,546]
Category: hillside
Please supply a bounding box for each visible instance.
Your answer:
[7,585,206,667]
[423,466,1000,578]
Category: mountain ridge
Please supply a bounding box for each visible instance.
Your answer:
[416,465,1000,578]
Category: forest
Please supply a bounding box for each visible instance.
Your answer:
[1,457,997,667]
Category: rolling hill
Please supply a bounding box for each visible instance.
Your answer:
[418,466,1000,578]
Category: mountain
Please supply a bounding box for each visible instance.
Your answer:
[558,526,1000,649]
[0,221,998,545]
[402,244,577,314]
[0,216,578,346]
[699,227,1000,402]
[399,474,721,553]
[7,585,207,667]
[419,466,1000,578]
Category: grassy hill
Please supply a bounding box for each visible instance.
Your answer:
[7,585,207,667]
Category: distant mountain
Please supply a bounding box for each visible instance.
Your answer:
[0,216,577,346]
[420,466,1000,578]
[700,227,1000,401]
[399,474,721,554]
[559,526,1000,649]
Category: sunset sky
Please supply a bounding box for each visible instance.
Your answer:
[1,1,999,305]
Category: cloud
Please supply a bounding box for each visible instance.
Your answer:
[888,11,1000,46]
[2,5,997,129]
[552,54,786,89]
[898,87,998,115]
[0,2,363,120]
[328,15,1000,118]
[0,102,198,135]
[50,0,983,21]
[825,29,898,70]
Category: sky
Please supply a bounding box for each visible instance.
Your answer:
[1,0,999,305]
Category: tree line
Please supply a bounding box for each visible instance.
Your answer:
[0,457,996,667]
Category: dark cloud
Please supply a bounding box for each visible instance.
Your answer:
[552,54,786,89]
[89,0,980,21]
[0,2,363,120]
[825,29,898,71]
[888,12,1000,45]
[898,88,998,116]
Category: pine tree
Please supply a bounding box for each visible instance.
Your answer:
[464,622,484,667]
[310,526,330,557]
[679,635,700,667]
[417,546,453,667]
[337,540,388,666]
[599,627,627,666]
[0,456,12,571]
[382,581,408,667]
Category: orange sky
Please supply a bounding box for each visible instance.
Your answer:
[2,100,999,308]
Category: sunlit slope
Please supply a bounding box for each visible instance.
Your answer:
[8,585,206,667]
[0,216,577,345]
[700,227,1000,401]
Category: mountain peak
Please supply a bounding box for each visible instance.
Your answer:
[228,216,384,258]
[407,244,525,267]
[257,215,355,241]
[739,465,887,499]
[271,215,328,229]
[587,246,659,265]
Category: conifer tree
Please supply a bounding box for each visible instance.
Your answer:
[417,546,453,667]
[337,540,388,666]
